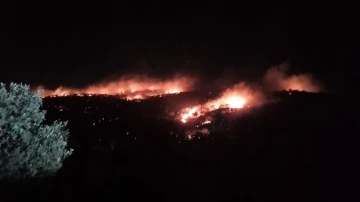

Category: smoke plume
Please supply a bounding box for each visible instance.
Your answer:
[263,63,321,92]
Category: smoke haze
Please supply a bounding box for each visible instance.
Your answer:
[263,63,322,92]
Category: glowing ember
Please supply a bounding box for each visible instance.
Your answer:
[185,128,210,140]
[201,119,212,125]
[36,75,195,99]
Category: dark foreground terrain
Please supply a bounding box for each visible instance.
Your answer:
[1,91,358,202]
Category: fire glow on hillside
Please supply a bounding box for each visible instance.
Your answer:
[36,75,196,100]
[35,63,324,141]
[35,63,322,130]
[179,82,264,123]
[178,63,322,124]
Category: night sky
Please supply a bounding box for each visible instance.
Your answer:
[0,1,358,91]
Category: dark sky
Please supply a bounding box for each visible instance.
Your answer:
[0,1,358,91]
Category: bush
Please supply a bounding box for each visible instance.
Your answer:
[0,83,73,180]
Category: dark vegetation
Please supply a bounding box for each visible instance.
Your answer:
[2,91,357,202]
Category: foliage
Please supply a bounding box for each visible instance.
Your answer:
[0,83,73,180]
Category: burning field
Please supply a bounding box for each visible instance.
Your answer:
[36,75,196,100]
[38,63,323,140]
[179,82,264,123]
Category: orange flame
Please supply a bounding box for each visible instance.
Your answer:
[37,75,195,100]
[178,63,322,125]
[179,82,264,123]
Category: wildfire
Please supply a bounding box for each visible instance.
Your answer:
[178,63,322,131]
[181,107,200,123]
[36,75,195,100]
[179,82,264,123]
